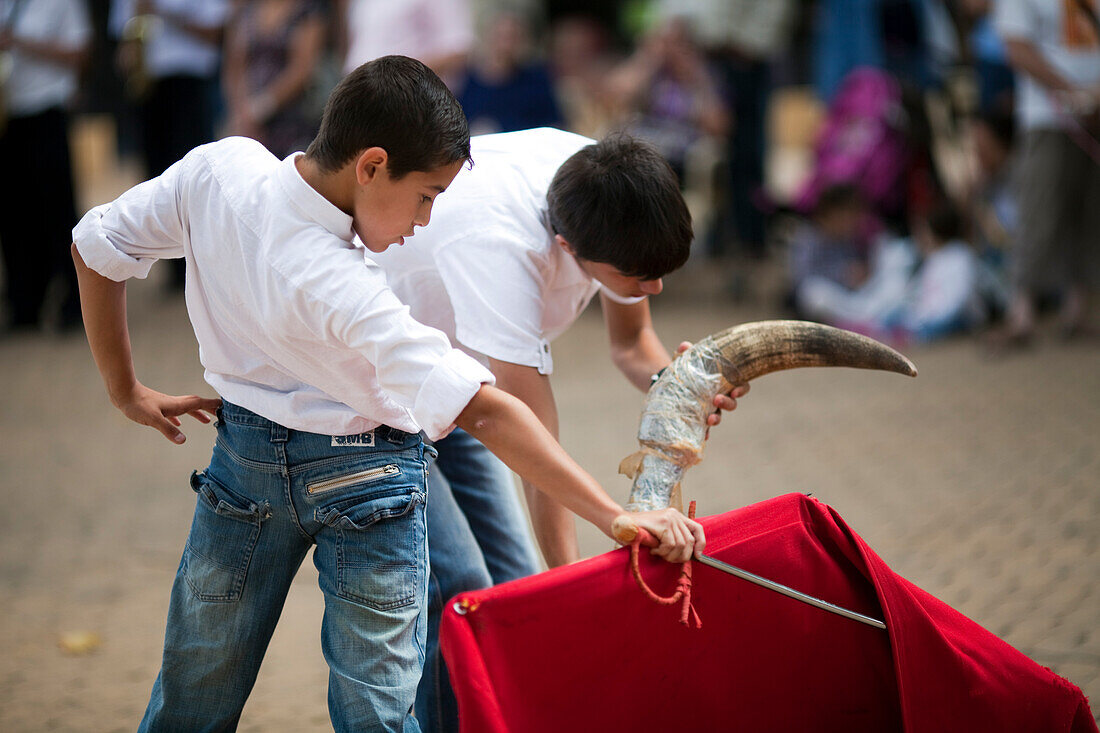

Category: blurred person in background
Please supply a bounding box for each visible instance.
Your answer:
[963,104,1016,282]
[960,0,1017,113]
[457,9,563,135]
[788,183,872,316]
[992,0,1100,346]
[223,0,327,159]
[657,0,794,260]
[338,0,472,90]
[606,15,729,182]
[0,0,91,332]
[883,200,988,342]
[797,199,991,343]
[111,0,229,289]
[548,14,618,137]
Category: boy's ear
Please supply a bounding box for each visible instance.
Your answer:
[554,234,576,257]
[354,147,389,185]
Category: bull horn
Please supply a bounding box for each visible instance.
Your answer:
[621,320,916,512]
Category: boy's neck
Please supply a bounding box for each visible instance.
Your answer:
[295,155,355,215]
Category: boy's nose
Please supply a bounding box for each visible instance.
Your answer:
[639,278,663,295]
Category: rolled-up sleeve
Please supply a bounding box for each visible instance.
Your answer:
[72,155,191,282]
[412,349,496,439]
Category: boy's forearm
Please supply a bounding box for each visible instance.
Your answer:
[455,385,622,538]
[603,298,673,391]
[71,244,139,404]
[610,325,672,392]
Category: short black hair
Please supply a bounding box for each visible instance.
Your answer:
[305,56,471,178]
[547,135,692,281]
[926,199,964,242]
[813,183,864,217]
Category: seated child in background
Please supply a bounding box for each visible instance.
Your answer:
[882,202,988,343]
[789,184,871,317]
[798,201,991,344]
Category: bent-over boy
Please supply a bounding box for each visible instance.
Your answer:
[370,127,745,732]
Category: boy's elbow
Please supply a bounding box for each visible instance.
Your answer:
[456,384,497,434]
[71,242,87,272]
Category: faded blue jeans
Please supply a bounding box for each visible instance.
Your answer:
[139,401,433,732]
[415,428,541,733]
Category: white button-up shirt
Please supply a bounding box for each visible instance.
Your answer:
[369,128,645,376]
[73,137,494,439]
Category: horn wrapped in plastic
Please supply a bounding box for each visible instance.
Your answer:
[620,321,917,512]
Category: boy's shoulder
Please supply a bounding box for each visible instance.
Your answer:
[188,136,279,173]
[470,127,592,160]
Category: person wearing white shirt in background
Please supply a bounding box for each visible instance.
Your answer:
[337,0,473,89]
[110,0,229,289]
[370,127,746,733]
[70,58,704,732]
[0,0,91,332]
[993,0,1100,346]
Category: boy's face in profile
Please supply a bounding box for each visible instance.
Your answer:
[557,235,664,299]
[353,157,465,253]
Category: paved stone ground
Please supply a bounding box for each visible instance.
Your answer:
[0,257,1096,730]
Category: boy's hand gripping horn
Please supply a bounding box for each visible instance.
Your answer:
[615,320,917,514]
[612,321,916,629]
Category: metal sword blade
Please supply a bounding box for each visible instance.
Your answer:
[695,553,887,630]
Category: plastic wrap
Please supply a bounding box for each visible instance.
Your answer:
[623,336,734,512]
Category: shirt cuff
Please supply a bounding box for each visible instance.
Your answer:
[72,206,157,282]
[413,349,496,441]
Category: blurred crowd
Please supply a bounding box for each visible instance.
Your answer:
[0,0,1097,348]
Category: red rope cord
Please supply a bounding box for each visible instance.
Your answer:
[628,501,702,628]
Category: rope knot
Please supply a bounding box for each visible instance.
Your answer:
[627,501,702,629]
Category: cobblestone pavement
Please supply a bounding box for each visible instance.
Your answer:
[0,262,1097,731]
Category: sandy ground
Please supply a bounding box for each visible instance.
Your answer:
[2,114,1097,728]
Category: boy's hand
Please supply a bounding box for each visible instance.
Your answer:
[112,383,221,444]
[622,507,706,563]
[675,341,750,427]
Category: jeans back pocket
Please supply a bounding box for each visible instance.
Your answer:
[318,488,426,611]
[184,471,269,603]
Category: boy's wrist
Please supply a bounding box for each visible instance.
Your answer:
[106,377,141,408]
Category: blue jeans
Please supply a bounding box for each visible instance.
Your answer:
[139,401,433,732]
[415,428,540,733]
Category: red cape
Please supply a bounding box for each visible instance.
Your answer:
[441,493,1095,732]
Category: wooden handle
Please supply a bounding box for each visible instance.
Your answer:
[612,515,659,547]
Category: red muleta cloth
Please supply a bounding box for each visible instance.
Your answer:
[441,493,1095,732]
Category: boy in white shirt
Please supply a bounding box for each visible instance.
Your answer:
[71,58,701,732]
[370,127,744,732]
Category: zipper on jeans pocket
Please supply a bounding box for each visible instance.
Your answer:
[307,464,400,495]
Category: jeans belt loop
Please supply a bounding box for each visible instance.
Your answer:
[269,422,288,444]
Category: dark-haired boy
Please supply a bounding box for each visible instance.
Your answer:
[71,60,701,732]
[371,128,745,732]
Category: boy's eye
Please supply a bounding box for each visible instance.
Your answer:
[420,195,432,204]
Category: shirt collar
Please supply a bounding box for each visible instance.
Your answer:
[276,153,355,241]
